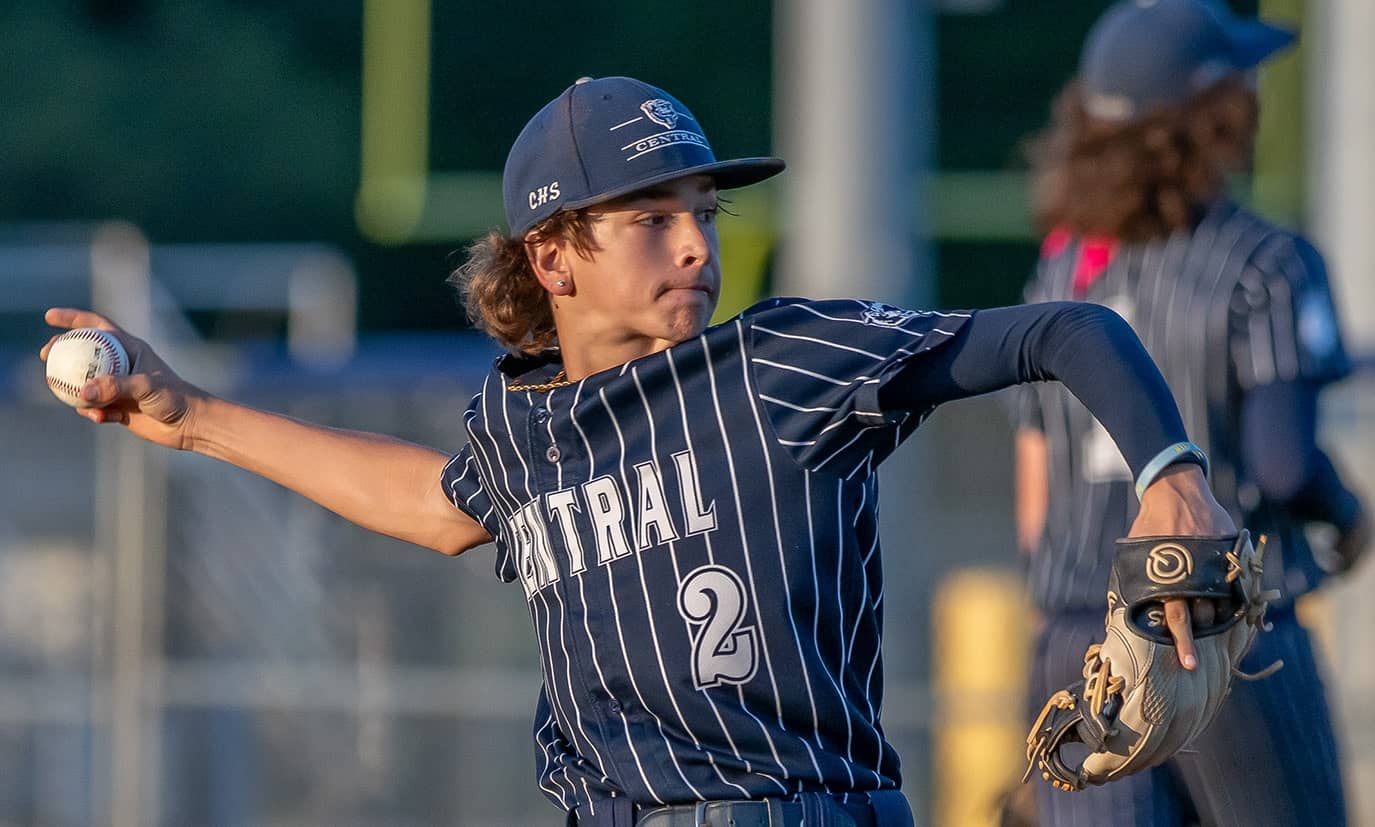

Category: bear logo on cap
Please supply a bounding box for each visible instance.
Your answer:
[640,99,680,130]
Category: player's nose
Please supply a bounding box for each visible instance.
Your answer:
[673,213,713,271]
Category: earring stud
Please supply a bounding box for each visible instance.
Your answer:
[556,280,567,288]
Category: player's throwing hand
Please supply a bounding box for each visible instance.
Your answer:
[41,307,202,450]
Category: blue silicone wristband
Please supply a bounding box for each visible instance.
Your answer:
[1134,441,1210,501]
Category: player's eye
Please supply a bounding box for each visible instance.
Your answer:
[637,213,669,228]
[698,207,719,225]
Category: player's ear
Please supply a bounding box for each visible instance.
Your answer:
[526,236,574,296]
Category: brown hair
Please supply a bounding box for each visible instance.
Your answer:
[448,210,601,354]
[1027,75,1259,241]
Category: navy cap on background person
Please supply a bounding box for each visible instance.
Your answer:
[1079,0,1297,122]
[502,76,785,238]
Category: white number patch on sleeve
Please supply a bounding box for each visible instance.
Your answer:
[677,565,759,689]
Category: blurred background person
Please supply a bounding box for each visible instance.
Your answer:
[1013,1,1370,825]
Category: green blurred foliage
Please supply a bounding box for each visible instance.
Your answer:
[1,0,775,331]
[1,0,359,240]
[426,1,775,172]
[0,0,1264,329]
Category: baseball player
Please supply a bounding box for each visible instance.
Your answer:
[1015,2,1370,825]
[48,76,1239,827]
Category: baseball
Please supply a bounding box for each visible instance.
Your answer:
[45,328,130,408]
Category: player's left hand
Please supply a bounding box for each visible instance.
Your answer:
[1024,530,1277,792]
[1128,463,1236,670]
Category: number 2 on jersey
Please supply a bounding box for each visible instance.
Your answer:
[677,565,758,689]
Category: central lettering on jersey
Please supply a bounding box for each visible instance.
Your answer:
[504,449,718,599]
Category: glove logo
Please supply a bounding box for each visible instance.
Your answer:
[1146,543,1192,584]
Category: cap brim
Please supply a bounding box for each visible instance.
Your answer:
[1226,19,1297,68]
[561,157,786,212]
[701,157,788,190]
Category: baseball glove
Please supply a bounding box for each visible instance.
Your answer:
[1023,530,1280,792]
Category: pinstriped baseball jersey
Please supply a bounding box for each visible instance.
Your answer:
[1018,200,1351,611]
[441,297,969,814]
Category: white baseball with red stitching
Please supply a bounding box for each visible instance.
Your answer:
[45,328,130,408]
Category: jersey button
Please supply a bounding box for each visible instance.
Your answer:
[532,408,549,424]
[545,445,561,463]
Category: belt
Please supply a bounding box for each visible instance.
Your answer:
[634,796,879,827]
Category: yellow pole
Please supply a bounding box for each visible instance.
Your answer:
[713,187,777,322]
[356,0,431,244]
[932,568,1034,827]
[1251,0,1305,224]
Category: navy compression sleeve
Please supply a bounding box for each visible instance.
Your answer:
[1242,379,1361,531]
[883,302,1189,479]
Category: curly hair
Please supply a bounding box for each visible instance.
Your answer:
[1027,75,1259,241]
[448,210,600,354]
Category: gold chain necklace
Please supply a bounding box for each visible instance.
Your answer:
[506,368,574,393]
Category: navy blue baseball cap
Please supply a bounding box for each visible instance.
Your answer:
[502,76,785,237]
[1079,0,1296,122]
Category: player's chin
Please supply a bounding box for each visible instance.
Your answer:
[655,295,715,341]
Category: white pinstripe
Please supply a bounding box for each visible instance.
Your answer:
[802,472,857,789]
[752,324,887,360]
[497,382,589,804]
[664,349,769,786]
[534,708,574,807]
[703,329,791,782]
[536,390,615,791]
[565,381,667,804]
[597,384,706,799]
[849,475,887,777]
[733,332,828,782]
[751,358,874,386]
[756,394,841,414]
[630,365,752,799]
[830,482,860,770]
[468,379,575,804]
